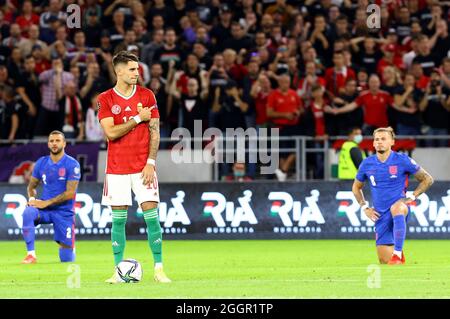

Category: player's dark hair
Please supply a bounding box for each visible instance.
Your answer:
[49,130,66,140]
[112,51,139,68]
[373,127,396,140]
[348,127,361,135]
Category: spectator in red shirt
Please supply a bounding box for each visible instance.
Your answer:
[305,84,330,179]
[324,51,356,99]
[267,74,303,181]
[308,85,329,139]
[15,0,40,38]
[377,43,405,81]
[250,72,272,128]
[297,61,326,107]
[411,61,430,91]
[31,45,51,74]
[331,74,393,135]
[356,68,369,92]
[223,48,248,86]
[171,53,208,99]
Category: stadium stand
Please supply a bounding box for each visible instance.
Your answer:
[0,0,449,181]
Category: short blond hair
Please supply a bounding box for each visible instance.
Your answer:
[373,127,396,139]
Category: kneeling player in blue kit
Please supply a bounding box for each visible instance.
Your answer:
[352,127,434,264]
[21,131,81,263]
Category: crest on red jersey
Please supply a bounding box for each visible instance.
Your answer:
[59,168,66,177]
[111,104,121,114]
[389,165,398,175]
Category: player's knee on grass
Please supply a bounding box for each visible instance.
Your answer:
[59,247,75,262]
[390,201,408,216]
[22,206,39,226]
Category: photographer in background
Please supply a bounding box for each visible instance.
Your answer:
[419,69,450,147]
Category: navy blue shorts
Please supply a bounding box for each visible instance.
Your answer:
[36,210,75,248]
[375,206,411,246]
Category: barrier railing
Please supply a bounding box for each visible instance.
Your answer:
[1,135,449,181]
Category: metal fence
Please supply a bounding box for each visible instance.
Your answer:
[159,135,450,181]
[1,135,449,182]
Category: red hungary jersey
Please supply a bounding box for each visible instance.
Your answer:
[97,85,159,174]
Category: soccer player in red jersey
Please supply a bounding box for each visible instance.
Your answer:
[97,51,170,283]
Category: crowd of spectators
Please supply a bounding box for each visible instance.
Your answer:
[0,0,450,179]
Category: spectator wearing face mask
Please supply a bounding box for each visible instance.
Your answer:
[338,127,366,180]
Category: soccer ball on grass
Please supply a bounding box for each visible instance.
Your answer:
[115,259,143,283]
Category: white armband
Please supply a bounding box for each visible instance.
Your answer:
[133,115,142,124]
[360,202,369,211]
[147,158,156,166]
[29,197,36,201]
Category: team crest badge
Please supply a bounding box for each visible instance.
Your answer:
[111,104,121,114]
[59,168,66,177]
[389,165,398,175]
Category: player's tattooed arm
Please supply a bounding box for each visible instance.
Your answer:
[148,118,160,160]
[141,118,160,186]
[411,168,434,198]
[27,176,40,199]
[29,181,79,209]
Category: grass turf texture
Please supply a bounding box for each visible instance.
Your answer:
[1,240,449,298]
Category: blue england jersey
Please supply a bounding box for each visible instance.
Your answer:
[32,154,81,213]
[356,151,420,213]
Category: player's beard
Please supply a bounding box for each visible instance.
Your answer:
[126,77,138,85]
[49,146,64,155]
[376,147,386,154]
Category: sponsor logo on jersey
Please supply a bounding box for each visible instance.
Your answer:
[111,104,121,115]
[125,106,131,112]
[59,168,66,177]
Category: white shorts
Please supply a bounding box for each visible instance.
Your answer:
[101,172,160,206]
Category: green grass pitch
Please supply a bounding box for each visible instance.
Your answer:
[1,240,450,298]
